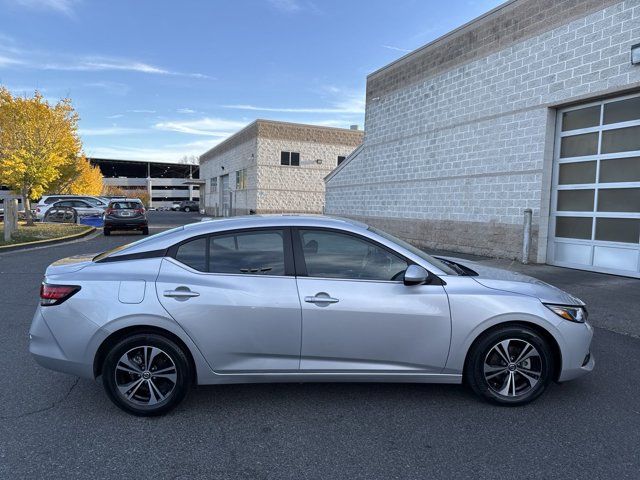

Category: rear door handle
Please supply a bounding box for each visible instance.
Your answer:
[304,293,339,304]
[163,288,200,299]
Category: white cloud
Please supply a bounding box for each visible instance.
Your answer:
[84,81,130,96]
[85,139,223,163]
[223,85,365,116]
[0,55,24,67]
[106,114,124,119]
[78,126,145,136]
[382,44,412,53]
[267,0,320,14]
[13,0,79,16]
[223,104,362,114]
[42,57,208,78]
[267,0,302,13]
[154,117,248,137]
[0,40,209,78]
[177,108,197,114]
[127,109,156,114]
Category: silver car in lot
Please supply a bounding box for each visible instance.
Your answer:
[29,215,594,416]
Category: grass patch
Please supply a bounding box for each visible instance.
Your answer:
[0,222,92,246]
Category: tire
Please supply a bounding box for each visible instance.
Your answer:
[184,207,190,212]
[142,227,149,235]
[103,228,111,236]
[102,333,192,416]
[465,325,554,406]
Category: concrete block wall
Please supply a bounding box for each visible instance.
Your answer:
[199,137,258,216]
[256,137,359,213]
[199,120,363,216]
[326,0,640,260]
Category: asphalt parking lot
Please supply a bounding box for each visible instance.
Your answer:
[1,211,639,479]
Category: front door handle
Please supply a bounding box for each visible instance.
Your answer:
[163,288,200,299]
[304,292,339,304]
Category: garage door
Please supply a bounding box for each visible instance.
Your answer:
[548,93,640,278]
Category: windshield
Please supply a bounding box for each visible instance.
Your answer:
[92,225,184,262]
[110,201,142,209]
[369,227,458,275]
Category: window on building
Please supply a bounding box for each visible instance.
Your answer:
[337,156,346,165]
[210,177,218,194]
[235,169,247,189]
[280,151,300,166]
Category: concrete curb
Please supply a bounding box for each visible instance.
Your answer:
[0,226,96,253]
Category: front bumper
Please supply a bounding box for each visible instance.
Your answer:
[556,318,595,382]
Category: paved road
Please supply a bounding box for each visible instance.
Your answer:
[0,212,639,479]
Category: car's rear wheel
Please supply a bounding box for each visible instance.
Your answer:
[102,333,192,416]
[465,325,554,406]
[142,226,149,235]
[103,228,111,236]
[184,207,190,212]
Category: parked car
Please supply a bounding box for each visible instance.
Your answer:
[175,200,199,212]
[103,199,148,236]
[30,215,594,416]
[35,195,108,220]
[41,199,105,221]
[170,202,181,211]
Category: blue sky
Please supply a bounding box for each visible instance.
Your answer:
[0,0,504,163]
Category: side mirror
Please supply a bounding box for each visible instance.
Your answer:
[403,264,429,286]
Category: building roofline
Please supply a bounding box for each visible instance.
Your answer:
[88,157,198,166]
[324,144,364,183]
[198,120,260,161]
[199,119,364,162]
[367,0,517,80]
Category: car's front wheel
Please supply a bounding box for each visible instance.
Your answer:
[102,333,192,416]
[465,325,554,406]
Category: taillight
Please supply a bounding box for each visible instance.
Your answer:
[105,208,113,215]
[36,207,41,213]
[40,284,80,306]
[135,208,145,214]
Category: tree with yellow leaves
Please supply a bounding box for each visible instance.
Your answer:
[48,155,104,196]
[0,87,83,225]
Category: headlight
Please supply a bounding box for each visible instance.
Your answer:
[544,304,587,323]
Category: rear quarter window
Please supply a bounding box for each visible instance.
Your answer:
[175,238,207,271]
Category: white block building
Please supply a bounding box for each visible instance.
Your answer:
[325,0,640,278]
[199,120,363,216]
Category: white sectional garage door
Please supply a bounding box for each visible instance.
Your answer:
[548,93,640,278]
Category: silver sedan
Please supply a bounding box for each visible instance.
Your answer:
[29,215,594,416]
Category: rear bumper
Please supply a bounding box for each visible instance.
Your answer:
[29,308,98,379]
[104,217,147,229]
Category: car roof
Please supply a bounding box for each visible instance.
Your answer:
[53,198,91,203]
[105,215,369,258]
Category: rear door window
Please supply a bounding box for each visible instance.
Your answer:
[209,230,285,275]
[172,230,287,275]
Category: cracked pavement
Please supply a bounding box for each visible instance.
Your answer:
[1,212,639,479]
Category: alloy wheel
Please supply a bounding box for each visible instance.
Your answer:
[483,338,542,397]
[114,346,177,406]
